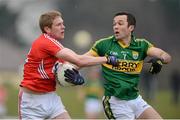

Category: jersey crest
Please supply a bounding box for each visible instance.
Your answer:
[132,51,139,60]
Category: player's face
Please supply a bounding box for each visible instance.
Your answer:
[48,16,65,40]
[113,15,133,40]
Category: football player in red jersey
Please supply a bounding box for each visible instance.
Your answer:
[18,10,118,119]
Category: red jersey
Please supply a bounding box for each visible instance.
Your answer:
[20,34,65,92]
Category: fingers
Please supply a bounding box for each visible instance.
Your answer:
[149,63,162,74]
[106,56,118,66]
[65,78,73,83]
[148,57,163,74]
[64,69,74,76]
[64,69,74,80]
[75,76,84,85]
[64,68,84,85]
[72,68,79,74]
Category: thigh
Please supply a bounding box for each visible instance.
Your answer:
[134,95,162,119]
[137,107,162,119]
[19,91,47,119]
[19,91,68,119]
[50,94,69,119]
[102,96,135,119]
[53,111,71,119]
[132,95,151,118]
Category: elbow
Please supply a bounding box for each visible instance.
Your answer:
[167,55,172,63]
[163,54,172,64]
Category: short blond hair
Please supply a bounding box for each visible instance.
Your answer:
[39,10,62,33]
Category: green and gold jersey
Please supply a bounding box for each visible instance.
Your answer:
[89,35,153,100]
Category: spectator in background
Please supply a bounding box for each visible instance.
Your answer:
[77,66,104,119]
[170,69,180,105]
[0,85,7,118]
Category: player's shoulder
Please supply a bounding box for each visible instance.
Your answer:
[134,37,154,48]
[33,34,48,44]
[135,38,147,42]
[43,34,56,42]
[43,34,64,48]
[96,35,115,44]
[134,37,151,44]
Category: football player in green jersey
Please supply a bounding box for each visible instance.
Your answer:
[85,12,171,119]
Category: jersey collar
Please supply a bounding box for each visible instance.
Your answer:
[113,35,136,47]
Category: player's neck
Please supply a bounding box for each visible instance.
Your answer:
[118,36,131,46]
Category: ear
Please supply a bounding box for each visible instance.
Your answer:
[129,25,135,32]
[44,26,51,34]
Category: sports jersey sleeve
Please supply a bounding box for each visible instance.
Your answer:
[91,41,101,56]
[142,39,154,57]
[91,37,112,56]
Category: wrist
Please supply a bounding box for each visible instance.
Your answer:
[159,57,166,64]
[161,58,165,64]
[106,56,109,63]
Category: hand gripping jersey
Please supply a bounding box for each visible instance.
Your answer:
[20,34,64,92]
[89,35,153,100]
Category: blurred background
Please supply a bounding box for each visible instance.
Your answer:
[0,0,180,119]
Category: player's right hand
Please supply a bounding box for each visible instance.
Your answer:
[106,55,119,66]
[64,68,85,85]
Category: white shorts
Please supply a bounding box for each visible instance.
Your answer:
[85,98,103,114]
[18,91,67,119]
[102,95,151,119]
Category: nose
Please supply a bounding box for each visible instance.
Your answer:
[62,24,65,29]
[113,23,118,29]
[113,25,118,30]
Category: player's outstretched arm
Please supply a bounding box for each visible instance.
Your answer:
[55,48,118,67]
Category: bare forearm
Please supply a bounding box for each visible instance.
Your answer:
[77,55,107,67]
[147,47,172,64]
[56,48,107,67]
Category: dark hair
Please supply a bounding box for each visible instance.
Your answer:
[114,12,136,28]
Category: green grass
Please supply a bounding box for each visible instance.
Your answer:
[148,91,180,119]
[57,87,85,118]
[4,83,18,116]
[4,84,180,119]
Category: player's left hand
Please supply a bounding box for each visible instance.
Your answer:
[64,68,85,85]
[148,57,163,74]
